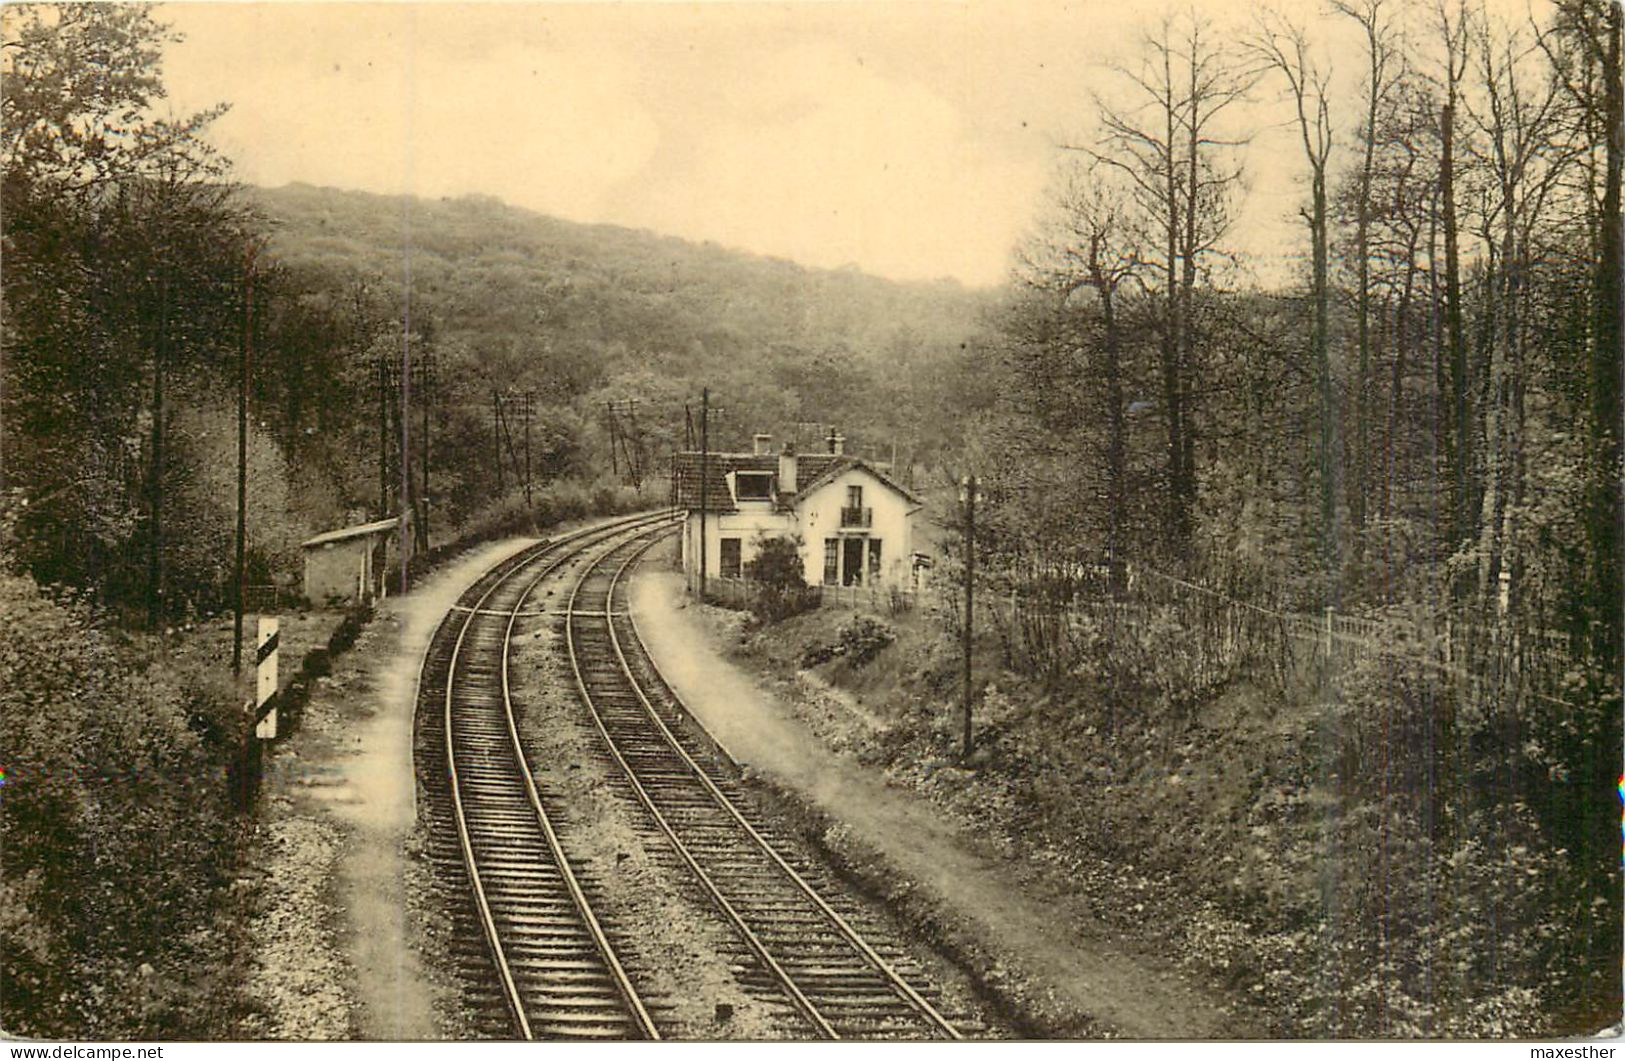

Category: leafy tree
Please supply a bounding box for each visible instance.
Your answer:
[745,534,817,621]
[2,3,226,198]
[3,2,249,620]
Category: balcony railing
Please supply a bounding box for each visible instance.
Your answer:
[840,506,872,528]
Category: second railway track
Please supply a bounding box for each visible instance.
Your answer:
[415,513,975,1040]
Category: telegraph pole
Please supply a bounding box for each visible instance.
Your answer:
[233,243,256,676]
[699,387,709,600]
[379,357,391,517]
[399,332,410,593]
[493,392,504,496]
[421,352,433,549]
[625,399,645,488]
[605,398,644,488]
[493,392,530,504]
[961,474,977,760]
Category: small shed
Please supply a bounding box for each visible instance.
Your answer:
[301,517,400,604]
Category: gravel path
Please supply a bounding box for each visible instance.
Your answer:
[628,566,1237,1039]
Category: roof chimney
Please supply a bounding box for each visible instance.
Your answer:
[753,433,773,456]
[831,433,845,456]
[778,443,798,494]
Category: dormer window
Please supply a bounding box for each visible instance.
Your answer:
[735,471,774,501]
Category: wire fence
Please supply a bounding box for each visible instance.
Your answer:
[706,560,1592,712]
[243,583,301,613]
[705,576,921,616]
[985,562,1593,712]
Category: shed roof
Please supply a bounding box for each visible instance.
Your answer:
[302,517,400,549]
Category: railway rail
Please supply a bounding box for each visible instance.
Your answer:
[565,528,966,1040]
[415,513,671,1039]
[415,512,969,1040]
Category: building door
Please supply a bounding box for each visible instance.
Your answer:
[823,539,839,585]
[719,538,741,579]
[842,537,865,585]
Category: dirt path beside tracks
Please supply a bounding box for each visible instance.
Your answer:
[628,566,1237,1040]
[242,538,536,1040]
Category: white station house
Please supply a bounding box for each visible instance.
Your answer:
[672,431,923,593]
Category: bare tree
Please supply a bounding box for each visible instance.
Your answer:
[1332,0,1404,548]
[1250,9,1338,587]
[1083,11,1252,551]
[1464,4,1577,625]
[1433,0,1476,557]
[1019,166,1142,572]
[1537,0,1623,672]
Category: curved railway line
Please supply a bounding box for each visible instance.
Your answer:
[413,513,973,1040]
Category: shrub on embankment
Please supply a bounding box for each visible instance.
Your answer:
[446,477,651,551]
[753,596,1617,1037]
[1010,600,1619,1038]
[0,570,251,1037]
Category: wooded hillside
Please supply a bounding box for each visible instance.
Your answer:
[252,180,991,471]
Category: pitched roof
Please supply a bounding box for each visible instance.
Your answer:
[791,457,924,508]
[670,451,841,513]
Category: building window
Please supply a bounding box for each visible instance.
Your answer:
[735,472,773,501]
[867,539,882,582]
[840,484,871,528]
[720,538,742,579]
[823,539,839,585]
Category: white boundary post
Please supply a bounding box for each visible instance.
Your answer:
[255,616,280,740]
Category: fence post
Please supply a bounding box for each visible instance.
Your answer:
[1324,606,1334,661]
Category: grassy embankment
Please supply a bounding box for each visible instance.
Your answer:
[706,587,1613,1039]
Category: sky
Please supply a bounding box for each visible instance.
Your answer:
[156,0,1541,288]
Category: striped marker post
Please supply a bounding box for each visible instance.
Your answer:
[255,616,280,740]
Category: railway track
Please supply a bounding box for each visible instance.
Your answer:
[564,528,967,1040]
[414,513,672,1039]
[415,513,971,1039]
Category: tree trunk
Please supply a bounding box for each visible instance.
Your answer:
[147,273,168,630]
[1163,46,1188,548]
[1182,62,1202,542]
[1352,31,1380,547]
[1441,102,1472,559]
[1097,267,1126,575]
[1313,167,1337,590]
[1588,1,1623,671]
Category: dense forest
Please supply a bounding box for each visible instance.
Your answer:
[0,0,1618,1039]
[957,0,1622,1034]
[245,180,990,529]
